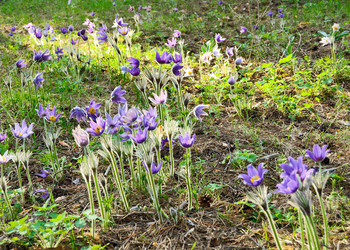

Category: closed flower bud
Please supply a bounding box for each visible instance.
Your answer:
[72,125,89,147]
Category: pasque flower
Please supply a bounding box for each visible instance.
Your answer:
[71,38,78,45]
[34,188,49,200]
[240,26,247,33]
[305,144,330,162]
[179,132,196,148]
[106,113,121,135]
[215,33,225,43]
[97,30,108,43]
[275,172,299,194]
[10,120,34,139]
[111,86,127,104]
[70,107,87,122]
[68,25,74,31]
[128,57,140,68]
[85,99,101,120]
[86,117,106,136]
[34,72,45,88]
[156,51,173,64]
[36,168,51,178]
[238,163,267,187]
[16,59,27,69]
[60,27,68,34]
[34,28,42,39]
[193,105,209,121]
[129,127,148,143]
[36,103,49,118]
[128,67,141,76]
[166,37,177,47]
[33,50,52,62]
[280,156,314,181]
[45,107,62,122]
[172,64,183,76]
[228,76,237,85]
[149,89,167,105]
[226,47,234,56]
[116,16,128,27]
[73,125,90,147]
[77,29,88,41]
[0,151,12,164]
[118,26,130,36]
[143,161,163,174]
[173,53,182,63]
[0,132,7,143]
[267,10,273,17]
[173,30,181,38]
[235,57,243,65]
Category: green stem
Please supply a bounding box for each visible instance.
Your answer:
[298,209,305,250]
[169,135,175,176]
[86,176,95,239]
[129,156,136,189]
[92,171,107,230]
[146,167,163,222]
[2,188,15,220]
[185,148,192,210]
[306,214,321,250]
[263,206,283,250]
[314,184,328,250]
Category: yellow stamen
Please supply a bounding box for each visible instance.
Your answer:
[49,116,56,122]
[122,31,126,35]
[95,126,102,134]
[18,132,23,137]
[89,107,96,115]
[250,175,260,183]
[2,157,5,162]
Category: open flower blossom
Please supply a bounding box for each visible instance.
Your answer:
[97,30,108,43]
[183,67,194,77]
[280,156,314,181]
[305,144,330,162]
[73,125,90,147]
[33,73,45,88]
[116,16,128,27]
[173,53,182,63]
[173,30,181,38]
[85,99,101,121]
[128,57,140,68]
[149,89,167,105]
[118,26,130,36]
[275,172,299,194]
[240,26,247,33]
[166,37,177,47]
[179,132,196,148]
[0,132,7,143]
[238,163,267,187]
[143,161,163,174]
[226,47,234,56]
[45,107,62,122]
[193,105,209,121]
[332,23,340,33]
[16,59,27,69]
[156,51,173,64]
[201,52,213,65]
[86,117,106,136]
[36,103,49,118]
[267,10,273,17]
[106,113,121,134]
[215,33,225,43]
[320,36,334,46]
[0,151,12,164]
[60,27,68,34]
[33,50,52,62]
[129,127,148,143]
[10,120,34,139]
[71,38,78,45]
[70,106,87,122]
[111,86,127,104]
[36,168,51,178]
[34,188,49,200]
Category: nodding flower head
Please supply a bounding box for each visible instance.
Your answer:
[228,76,237,85]
[240,26,247,34]
[34,188,50,200]
[33,72,45,88]
[16,59,27,69]
[33,50,52,62]
[36,168,51,178]
[73,125,90,147]
[215,33,225,43]
[193,105,209,122]
[70,106,87,122]
[143,161,163,174]
[238,163,267,187]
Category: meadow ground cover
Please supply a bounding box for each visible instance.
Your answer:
[0,0,350,249]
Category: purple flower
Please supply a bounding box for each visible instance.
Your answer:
[129,127,148,143]
[34,28,42,39]
[128,5,134,11]
[60,27,68,34]
[166,37,177,47]
[90,11,95,16]
[0,151,11,163]
[280,156,314,181]
[228,76,237,85]
[143,116,159,131]
[106,113,120,135]
[11,26,16,32]
[173,53,182,63]
[128,67,141,76]
[70,106,87,122]
[253,25,259,30]
[143,161,163,174]
[97,30,108,43]
[55,47,63,56]
[68,25,74,32]
[173,7,178,12]
[173,30,181,38]
[123,108,139,124]
[33,50,52,62]
[138,5,143,11]
[172,64,183,76]
[85,99,101,121]
[71,38,78,45]
[113,2,116,6]
[215,33,225,43]
[267,10,273,17]
[99,24,107,32]
[16,59,27,69]
[9,31,14,36]
[156,51,173,64]
[111,86,127,104]
[179,132,196,148]
[0,132,7,143]
[10,119,34,139]
[36,103,49,118]
[34,72,45,88]
[235,57,243,65]
[34,188,50,200]
[116,16,128,27]
[240,26,248,33]
[77,29,88,41]
[238,163,267,187]
[279,13,285,18]
[120,66,128,74]
[226,47,234,56]
[86,117,106,136]
[275,173,299,194]
[45,107,62,122]
[305,144,330,162]
[118,27,130,36]
[278,8,283,13]
[37,168,50,178]
[193,105,209,121]
[73,125,90,147]
[218,0,223,4]
[149,90,167,105]
[128,57,140,68]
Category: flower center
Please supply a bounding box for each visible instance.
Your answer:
[95,126,102,134]
[49,116,56,122]
[2,156,5,162]
[18,132,23,137]
[89,107,96,115]
[250,175,260,183]
[122,31,126,35]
